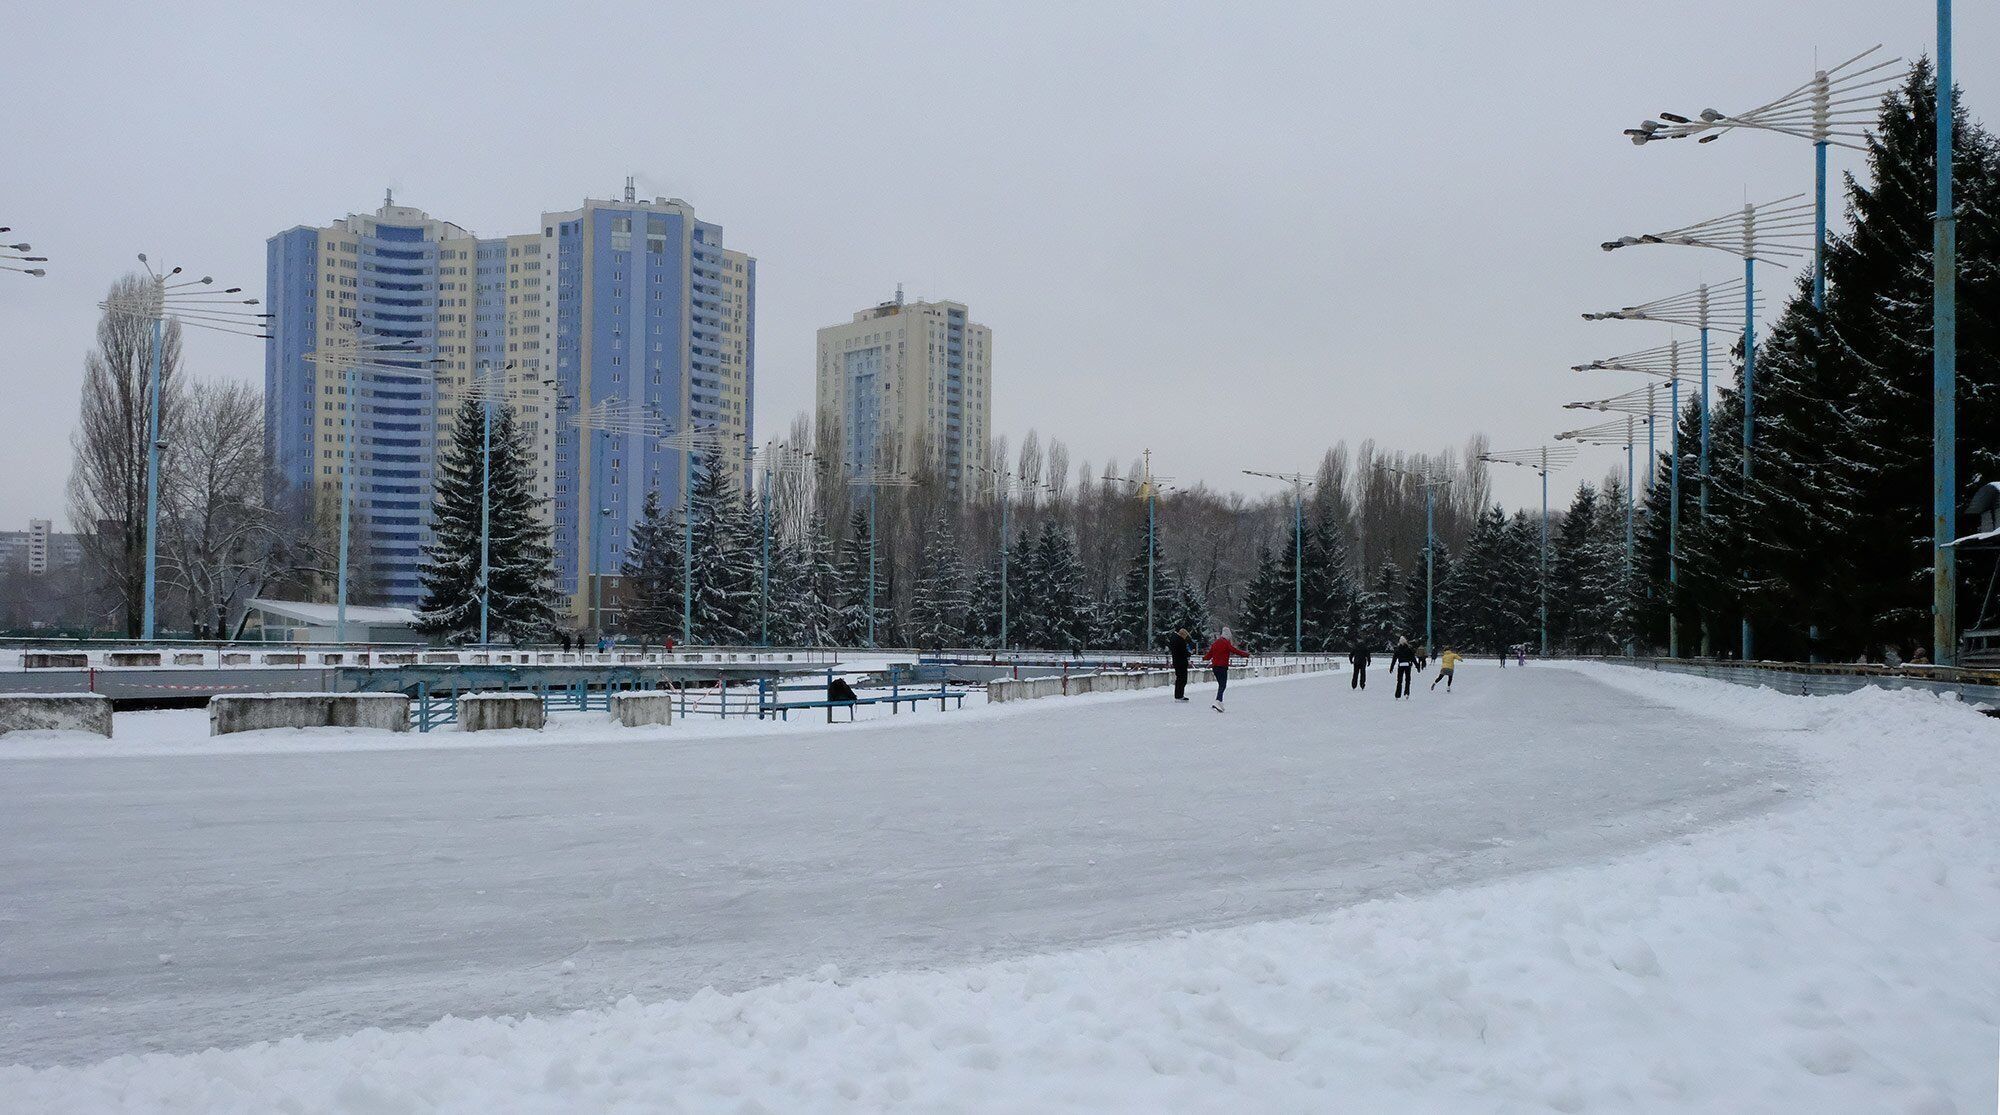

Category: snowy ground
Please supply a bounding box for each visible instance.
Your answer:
[3,661,1995,1112]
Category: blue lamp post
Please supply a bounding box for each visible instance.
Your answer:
[1477,446,1577,657]
[1379,464,1449,659]
[1244,469,1323,654]
[99,261,266,641]
[1624,45,1899,319]
[1557,418,1645,654]
[1105,451,1175,651]
[1600,197,1815,658]
[1934,0,1958,664]
[846,465,915,648]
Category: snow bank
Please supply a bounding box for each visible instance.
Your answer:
[5,661,1995,1113]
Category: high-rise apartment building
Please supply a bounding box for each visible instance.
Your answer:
[542,196,754,622]
[815,293,990,493]
[266,189,754,618]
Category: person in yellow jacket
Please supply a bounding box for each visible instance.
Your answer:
[1430,648,1464,692]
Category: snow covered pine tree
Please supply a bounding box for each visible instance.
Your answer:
[416,399,558,643]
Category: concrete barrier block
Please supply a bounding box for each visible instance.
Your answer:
[209,693,410,735]
[0,694,113,737]
[327,694,411,731]
[457,692,546,732]
[612,690,675,727]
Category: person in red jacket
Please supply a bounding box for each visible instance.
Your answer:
[1203,627,1250,711]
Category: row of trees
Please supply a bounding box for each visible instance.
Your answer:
[411,381,1647,654]
[1622,63,1998,662]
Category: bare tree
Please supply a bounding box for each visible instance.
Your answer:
[1045,438,1071,504]
[159,379,306,638]
[67,274,184,637]
[1015,429,1043,504]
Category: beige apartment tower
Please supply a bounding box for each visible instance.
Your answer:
[815,293,990,493]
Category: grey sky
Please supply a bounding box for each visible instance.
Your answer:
[2,0,1989,529]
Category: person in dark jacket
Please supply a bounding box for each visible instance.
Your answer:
[1203,627,1250,711]
[1167,627,1194,701]
[1391,636,1417,699]
[1349,644,1372,689]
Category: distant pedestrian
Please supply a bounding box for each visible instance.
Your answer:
[1431,647,1463,692]
[1167,627,1194,702]
[1516,646,1526,667]
[1349,643,1372,690]
[1203,627,1249,711]
[1391,636,1417,699]
[559,631,573,653]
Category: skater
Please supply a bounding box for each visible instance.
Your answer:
[1391,636,1417,699]
[1203,627,1249,710]
[1167,626,1194,701]
[1431,647,1463,691]
[1516,645,1526,667]
[1349,643,1371,689]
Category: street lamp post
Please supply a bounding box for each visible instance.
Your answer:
[1379,464,1449,659]
[1624,44,1897,316]
[975,464,1050,651]
[300,328,446,644]
[656,422,726,646]
[0,228,49,278]
[1558,417,1650,654]
[1935,1,1958,665]
[103,259,266,640]
[567,398,672,640]
[753,440,813,646]
[1243,469,1320,654]
[1104,450,1175,649]
[1602,197,1814,659]
[458,362,517,646]
[1583,280,1756,526]
[845,467,916,648]
[1476,447,1577,657]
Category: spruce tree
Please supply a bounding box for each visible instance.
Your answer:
[1165,573,1211,643]
[416,399,558,642]
[910,510,968,649]
[833,509,890,645]
[1237,543,1288,649]
[1109,520,1173,649]
[620,489,684,641]
[685,450,754,644]
[1022,521,1090,650]
[1360,559,1405,647]
[1299,513,1359,651]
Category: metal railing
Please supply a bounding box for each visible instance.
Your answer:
[1580,655,2000,707]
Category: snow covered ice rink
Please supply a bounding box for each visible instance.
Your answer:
[2,660,1995,1112]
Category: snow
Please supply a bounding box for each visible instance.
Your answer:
[3,661,1996,1112]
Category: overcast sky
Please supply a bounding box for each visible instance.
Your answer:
[2,0,1990,529]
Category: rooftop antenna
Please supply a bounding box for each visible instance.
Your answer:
[624,176,636,203]
[895,282,904,307]
[383,187,393,208]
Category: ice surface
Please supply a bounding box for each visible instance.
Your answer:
[0,664,1794,1074]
